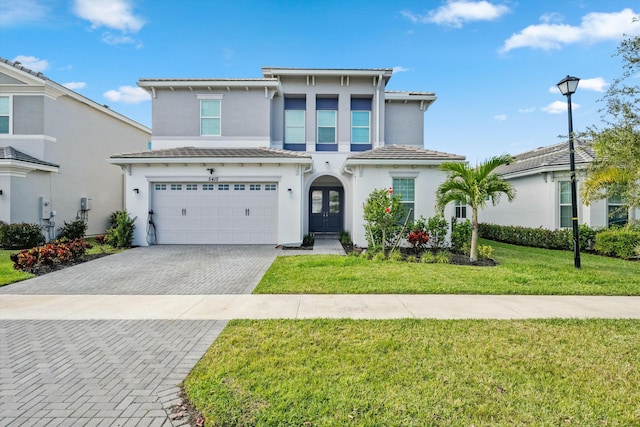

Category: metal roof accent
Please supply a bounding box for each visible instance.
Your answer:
[0,146,59,168]
[346,144,465,162]
[496,140,595,176]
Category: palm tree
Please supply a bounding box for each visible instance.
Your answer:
[436,155,516,262]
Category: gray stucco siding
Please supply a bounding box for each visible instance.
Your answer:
[0,72,25,85]
[151,89,270,138]
[13,95,44,135]
[384,102,424,146]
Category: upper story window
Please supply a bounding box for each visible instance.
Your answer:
[285,97,305,144]
[316,97,338,144]
[455,200,467,219]
[559,181,572,228]
[393,177,415,223]
[608,194,628,227]
[200,98,221,136]
[351,98,371,144]
[0,96,10,134]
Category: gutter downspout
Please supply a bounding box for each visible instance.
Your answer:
[375,74,383,148]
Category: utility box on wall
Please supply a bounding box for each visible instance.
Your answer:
[40,197,51,219]
[81,197,91,211]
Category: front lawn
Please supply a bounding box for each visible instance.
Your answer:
[184,319,640,426]
[254,240,640,295]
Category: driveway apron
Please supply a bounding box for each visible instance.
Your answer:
[0,245,280,426]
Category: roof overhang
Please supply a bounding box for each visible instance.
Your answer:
[499,163,591,180]
[0,160,59,177]
[343,158,454,167]
[109,156,313,166]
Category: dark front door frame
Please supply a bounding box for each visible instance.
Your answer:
[309,186,344,233]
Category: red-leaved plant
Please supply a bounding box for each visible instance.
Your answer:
[407,229,430,254]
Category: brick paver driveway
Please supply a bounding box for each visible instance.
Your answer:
[0,245,279,426]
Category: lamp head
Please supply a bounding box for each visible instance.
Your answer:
[557,75,580,96]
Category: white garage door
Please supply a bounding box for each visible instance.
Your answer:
[152,182,278,244]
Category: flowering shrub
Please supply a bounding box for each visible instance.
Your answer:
[10,239,92,273]
[406,229,430,254]
[363,187,404,254]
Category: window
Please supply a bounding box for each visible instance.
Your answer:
[608,194,628,227]
[170,184,182,191]
[559,181,572,228]
[154,184,167,191]
[218,184,229,191]
[285,98,305,144]
[455,201,467,219]
[186,184,197,191]
[234,184,245,191]
[202,184,215,190]
[393,178,415,222]
[351,98,371,144]
[200,99,221,136]
[317,98,338,144]
[250,184,261,191]
[0,96,9,134]
[265,184,276,191]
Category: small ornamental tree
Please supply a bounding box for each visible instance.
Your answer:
[363,187,404,254]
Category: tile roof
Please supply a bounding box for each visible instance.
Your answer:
[0,57,48,80]
[496,140,595,176]
[0,146,59,167]
[111,147,312,159]
[347,145,465,161]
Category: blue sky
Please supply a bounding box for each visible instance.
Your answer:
[1,0,639,162]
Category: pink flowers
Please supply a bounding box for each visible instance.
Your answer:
[388,187,393,194]
[385,207,391,213]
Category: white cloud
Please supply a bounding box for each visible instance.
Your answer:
[542,100,580,114]
[12,55,49,72]
[501,8,640,53]
[103,86,150,104]
[401,1,510,28]
[101,32,143,48]
[63,82,87,90]
[518,107,535,113]
[393,66,411,73]
[548,77,609,94]
[0,0,49,27]
[494,114,507,121]
[73,0,144,32]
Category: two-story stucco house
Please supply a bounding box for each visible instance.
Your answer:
[480,140,638,229]
[0,58,151,240]
[110,67,465,247]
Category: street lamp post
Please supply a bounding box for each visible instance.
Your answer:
[557,75,581,269]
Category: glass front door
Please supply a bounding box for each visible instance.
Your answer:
[309,187,343,233]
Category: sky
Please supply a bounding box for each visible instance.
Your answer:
[1,0,639,163]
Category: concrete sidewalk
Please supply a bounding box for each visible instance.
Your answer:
[2,294,640,320]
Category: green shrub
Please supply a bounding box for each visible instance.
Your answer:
[302,234,315,247]
[451,219,472,254]
[105,210,136,248]
[477,244,494,259]
[388,250,404,262]
[372,252,387,262]
[435,251,451,264]
[339,230,352,245]
[406,255,418,263]
[420,252,436,264]
[0,223,44,249]
[594,229,640,260]
[57,220,87,241]
[425,215,449,250]
[478,223,597,252]
[360,250,373,260]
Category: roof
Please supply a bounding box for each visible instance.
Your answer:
[346,145,465,162]
[0,146,59,168]
[0,57,150,134]
[110,147,312,164]
[262,67,393,78]
[496,140,595,176]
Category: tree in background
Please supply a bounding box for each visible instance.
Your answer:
[582,30,640,210]
[436,155,516,262]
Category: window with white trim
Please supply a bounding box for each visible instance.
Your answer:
[393,178,415,223]
[0,96,9,134]
[351,98,371,144]
[559,181,572,228]
[265,184,276,191]
[202,184,215,190]
[317,98,338,144]
[234,184,245,191]
[218,184,229,191]
[455,201,467,219]
[607,194,628,227]
[171,184,182,191]
[285,97,306,144]
[186,184,197,191]
[200,99,221,136]
[250,184,261,191]
[155,184,167,191]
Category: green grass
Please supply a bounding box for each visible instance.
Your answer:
[0,238,123,287]
[185,319,640,427]
[254,240,640,295]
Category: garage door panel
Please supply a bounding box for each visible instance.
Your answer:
[152,182,278,244]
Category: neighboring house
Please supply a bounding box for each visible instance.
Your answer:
[0,58,151,239]
[480,140,638,229]
[110,67,465,247]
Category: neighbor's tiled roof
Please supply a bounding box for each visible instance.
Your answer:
[0,146,59,167]
[496,140,595,176]
[0,57,48,80]
[347,145,465,161]
[111,147,312,159]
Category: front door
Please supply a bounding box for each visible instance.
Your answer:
[309,187,343,233]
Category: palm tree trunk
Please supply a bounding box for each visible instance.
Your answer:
[470,207,479,262]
